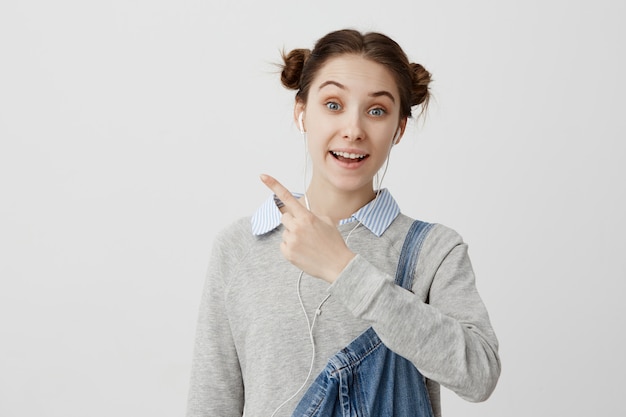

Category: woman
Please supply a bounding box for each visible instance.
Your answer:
[187,29,500,417]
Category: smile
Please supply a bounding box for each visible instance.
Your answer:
[330,151,368,160]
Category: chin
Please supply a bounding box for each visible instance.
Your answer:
[328,178,374,195]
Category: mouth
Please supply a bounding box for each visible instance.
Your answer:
[330,150,369,162]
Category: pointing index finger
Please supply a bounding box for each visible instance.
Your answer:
[260,174,308,215]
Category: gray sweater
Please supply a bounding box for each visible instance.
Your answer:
[187,213,500,417]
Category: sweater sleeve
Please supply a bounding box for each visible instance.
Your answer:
[186,230,245,417]
[328,224,500,402]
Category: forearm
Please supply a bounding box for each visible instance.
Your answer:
[329,250,500,402]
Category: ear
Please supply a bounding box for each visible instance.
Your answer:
[394,117,408,145]
[294,100,306,133]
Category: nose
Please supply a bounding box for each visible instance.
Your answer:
[341,112,365,141]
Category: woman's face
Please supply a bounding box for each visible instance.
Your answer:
[295,54,406,198]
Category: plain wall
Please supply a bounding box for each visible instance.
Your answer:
[1,0,624,416]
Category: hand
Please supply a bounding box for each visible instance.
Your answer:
[260,174,356,283]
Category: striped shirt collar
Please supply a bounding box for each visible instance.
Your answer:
[251,189,400,237]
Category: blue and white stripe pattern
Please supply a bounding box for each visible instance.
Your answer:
[250,189,400,237]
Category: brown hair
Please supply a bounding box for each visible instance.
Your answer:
[280,29,431,119]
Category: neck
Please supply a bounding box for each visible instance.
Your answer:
[305,182,376,225]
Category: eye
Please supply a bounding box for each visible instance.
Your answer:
[325,101,342,111]
[368,108,386,117]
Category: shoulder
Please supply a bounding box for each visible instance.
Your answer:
[205,216,267,290]
[210,216,256,263]
[425,223,465,249]
[395,216,473,296]
[212,215,284,260]
[390,214,465,246]
[215,216,253,241]
[391,214,467,263]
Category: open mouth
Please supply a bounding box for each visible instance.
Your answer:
[330,151,368,162]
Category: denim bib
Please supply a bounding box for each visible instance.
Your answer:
[291,220,435,417]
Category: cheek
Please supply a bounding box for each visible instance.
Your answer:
[372,128,396,149]
[304,134,326,159]
[305,125,334,149]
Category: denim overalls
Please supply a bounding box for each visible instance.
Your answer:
[291,220,435,417]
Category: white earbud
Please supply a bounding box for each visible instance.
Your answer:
[298,112,305,134]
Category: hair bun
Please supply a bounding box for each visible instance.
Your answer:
[281,48,311,90]
[410,62,432,107]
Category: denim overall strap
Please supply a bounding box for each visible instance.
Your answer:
[395,220,435,290]
[291,220,435,417]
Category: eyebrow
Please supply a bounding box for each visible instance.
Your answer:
[318,80,396,103]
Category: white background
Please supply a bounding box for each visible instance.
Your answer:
[1,0,624,416]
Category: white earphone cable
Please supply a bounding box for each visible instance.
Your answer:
[269,271,329,417]
[271,124,397,416]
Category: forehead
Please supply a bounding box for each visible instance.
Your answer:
[310,54,400,97]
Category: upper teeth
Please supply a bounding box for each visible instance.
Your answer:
[332,151,366,160]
